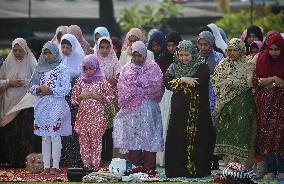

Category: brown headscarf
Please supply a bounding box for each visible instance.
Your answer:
[67,25,91,55]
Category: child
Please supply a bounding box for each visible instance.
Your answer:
[29,41,72,175]
[96,36,120,163]
[71,54,113,170]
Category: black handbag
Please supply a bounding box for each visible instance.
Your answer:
[67,167,94,182]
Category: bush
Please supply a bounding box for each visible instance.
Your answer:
[0,48,10,59]
[118,0,183,34]
[215,10,284,39]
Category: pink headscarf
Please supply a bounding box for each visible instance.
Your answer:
[67,25,91,55]
[96,36,120,79]
[118,41,164,111]
[122,28,146,52]
[240,29,247,41]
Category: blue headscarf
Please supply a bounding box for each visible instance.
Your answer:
[94,26,110,45]
[147,30,165,59]
[28,41,61,88]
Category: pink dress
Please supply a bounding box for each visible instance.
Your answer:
[71,79,113,136]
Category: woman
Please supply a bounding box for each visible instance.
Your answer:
[213,38,256,167]
[0,38,40,167]
[68,25,92,55]
[59,34,85,167]
[253,33,284,180]
[197,31,224,126]
[111,36,122,59]
[119,28,154,68]
[165,40,214,178]
[94,26,110,46]
[113,41,164,170]
[51,25,68,45]
[249,41,263,58]
[244,25,263,55]
[156,31,182,167]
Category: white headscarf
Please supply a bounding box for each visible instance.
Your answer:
[59,34,85,79]
[207,23,227,53]
[51,25,68,45]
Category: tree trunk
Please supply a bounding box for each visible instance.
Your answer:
[99,0,121,37]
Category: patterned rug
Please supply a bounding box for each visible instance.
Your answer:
[0,168,67,182]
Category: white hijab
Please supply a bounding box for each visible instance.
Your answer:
[207,23,227,53]
[59,34,85,79]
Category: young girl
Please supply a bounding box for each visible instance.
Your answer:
[71,54,113,170]
[96,36,120,164]
[29,41,72,175]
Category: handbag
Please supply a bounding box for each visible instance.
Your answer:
[67,167,94,182]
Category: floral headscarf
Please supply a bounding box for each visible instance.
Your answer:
[213,38,255,117]
[168,40,204,77]
[80,54,105,83]
[122,28,146,52]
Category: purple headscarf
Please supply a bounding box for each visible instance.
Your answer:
[80,54,105,83]
[118,41,164,111]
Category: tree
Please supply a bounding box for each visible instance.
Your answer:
[99,0,121,37]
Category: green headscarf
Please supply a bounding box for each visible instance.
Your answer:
[168,40,205,77]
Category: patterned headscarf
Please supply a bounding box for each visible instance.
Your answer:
[29,41,61,88]
[168,40,204,77]
[67,25,91,55]
[213,38,255,117]
[198,31,217,75]
[122,28,146,52]
[96,36,120,78]
[80,54,105,83]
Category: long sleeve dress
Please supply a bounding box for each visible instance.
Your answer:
[29,64,72,137]
[164,63,215,178]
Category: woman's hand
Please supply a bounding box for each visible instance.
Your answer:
[180,77,199,87]
[274,76,284,87]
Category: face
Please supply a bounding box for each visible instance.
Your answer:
[99,41,111,58]
[12,43,25,60]
[227,47,241,60]
[43,49,55,64]
[61,43,72,56]
[179,50,192,64]
[128,35,139,47]
[151,41,161,54]
[269,43,281,59]
[84,66,95,77]
[57,32,63,43]
[167,42,177,54]
[197,38,211,54]
[249,47,259,58]
[95,33,101,44]
[131,51,144,65]
[247,33,259,45]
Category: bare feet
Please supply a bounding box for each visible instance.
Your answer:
[50,168,60,175]
[42,168,50,175]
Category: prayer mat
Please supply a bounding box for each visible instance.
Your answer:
[0,167,67,182]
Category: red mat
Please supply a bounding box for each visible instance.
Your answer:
[0,168,67,182]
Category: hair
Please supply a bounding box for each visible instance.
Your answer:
[99,39,111,47]
[61,39,72,46]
